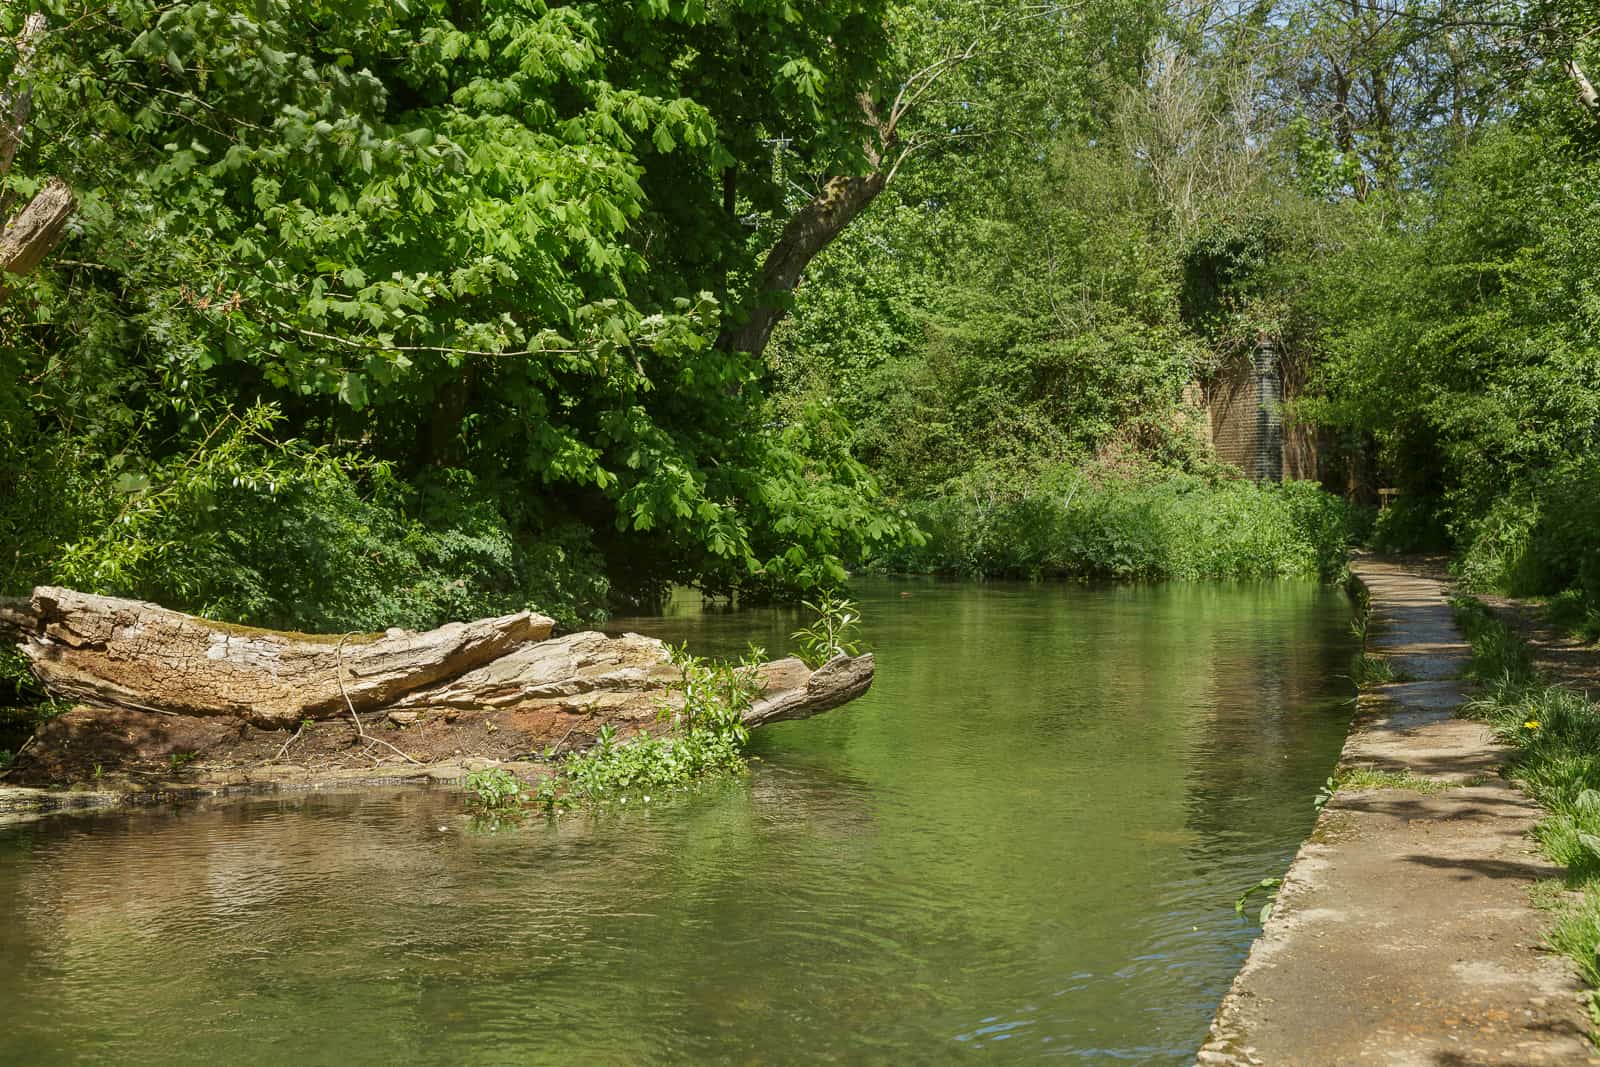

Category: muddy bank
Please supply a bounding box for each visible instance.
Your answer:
[1198,558,1594,1066]
[0,587,874,815]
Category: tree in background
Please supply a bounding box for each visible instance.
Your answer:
[0,0,938,627]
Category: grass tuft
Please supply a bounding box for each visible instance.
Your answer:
[1336,767,1484,793]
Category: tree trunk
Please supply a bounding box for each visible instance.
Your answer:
[717,171,888,357]
[3,587,874,732]
[0,13,48,186]
[8,587,552,727]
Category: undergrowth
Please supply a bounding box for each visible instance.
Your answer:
[876,469,1354,582]
[1453,595,1600,1014]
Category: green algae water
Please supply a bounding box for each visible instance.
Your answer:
[0,580,1355,1065]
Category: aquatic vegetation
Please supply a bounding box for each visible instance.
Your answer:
[1235,878,1283,925]
[464,767,528,811]
[791,593,864,667]
[461,627,823,816]
[543,648,762,811]
[532,599,865,811]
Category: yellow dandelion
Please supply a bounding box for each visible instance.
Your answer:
[1523,720,1541,730]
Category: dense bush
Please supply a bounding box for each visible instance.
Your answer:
[0,0,916,629]
[6,405,612,632]
[1452,460,1600,616]
[876,468,1353,581]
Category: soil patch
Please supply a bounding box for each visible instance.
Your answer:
[3,704,592,793]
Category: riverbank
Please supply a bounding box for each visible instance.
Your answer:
[0,577,1361,1063]
[0,587,872,822]
[876,470,1354,582]
[1198,557,1595,1065]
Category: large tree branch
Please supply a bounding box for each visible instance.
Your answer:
[1566,57,1600,114]
[1,177,75,278]
[720,6,1073,357]
[718,171,887,358]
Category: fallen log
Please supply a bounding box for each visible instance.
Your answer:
[2,587,874,735]
[8,587,552,727]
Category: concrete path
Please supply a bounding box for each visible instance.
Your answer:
[1197,558,1596,1066]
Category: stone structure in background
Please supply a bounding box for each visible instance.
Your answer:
[1191,334,1317,483]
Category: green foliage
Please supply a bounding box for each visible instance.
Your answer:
[881,468,1353,582]
[1370,497,1450,556]
[1549,888,1600,996]
[1235,877,1282,925]
[773,138,1216,498]
[791,593,863,668]
[1452,597,1535,685]
[1331,767,1479,794]
[1349,654,1406,686]
[503,645,768,814]
[464,767,528,811]
[0,646,39,706]
[1300,125,1600,592]
[0,0,914,625]
[1452,598,1600,997]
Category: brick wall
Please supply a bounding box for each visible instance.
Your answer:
[1201,339,1314,483]
[1207,351,1263,474]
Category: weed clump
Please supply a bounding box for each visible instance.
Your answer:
[459,633,803,818]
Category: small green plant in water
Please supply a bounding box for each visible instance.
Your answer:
[553,647,763,809]
[167,751,198,773]
[1235,877,1282,925]
[464,767,528,810]
[472,604,867,817]
[792,592,863,667]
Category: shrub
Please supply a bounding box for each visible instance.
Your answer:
[875,467,1353,582]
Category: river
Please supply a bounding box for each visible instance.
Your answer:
[0,579,1355,1064]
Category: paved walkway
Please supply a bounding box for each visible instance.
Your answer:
[1197,558,1596,1066]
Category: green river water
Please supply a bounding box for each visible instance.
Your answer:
[0,579,1356,1065]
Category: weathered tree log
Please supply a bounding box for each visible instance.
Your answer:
[4,588,874,734]
[11,587,553,727]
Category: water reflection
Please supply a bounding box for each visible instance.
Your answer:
[0,579,1355,1065]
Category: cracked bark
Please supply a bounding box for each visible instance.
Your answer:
[3,588,874,731]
